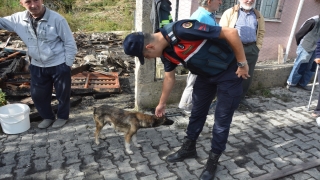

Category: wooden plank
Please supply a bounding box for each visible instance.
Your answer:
[0,51,20,62]
[3,47,26,54]
[20,97,34,105]
[71,71,120,90]
[278,44,283,64]
[252,159,320,180]
[71,64,90,76]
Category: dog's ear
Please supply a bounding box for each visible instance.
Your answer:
[151,115,165,127]
[150,108,156,115]
[162,116,174,125]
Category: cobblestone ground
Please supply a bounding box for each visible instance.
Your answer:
[1,85,320,180]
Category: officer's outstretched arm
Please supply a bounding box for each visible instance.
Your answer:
[155,70,176,117]
[219,27,250,79]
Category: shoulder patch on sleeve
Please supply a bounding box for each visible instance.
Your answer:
[193,21,209,32]
[182,22,193,28]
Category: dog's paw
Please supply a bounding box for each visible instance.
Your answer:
[126,149,134,155]
[95,140,100,145]
[99,134,107,140]
[134,143,142,148]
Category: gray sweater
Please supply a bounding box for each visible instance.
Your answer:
[0,6,77,67]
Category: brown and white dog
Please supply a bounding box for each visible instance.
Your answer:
[93,105,173,154]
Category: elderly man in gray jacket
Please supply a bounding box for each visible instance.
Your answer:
[0,0,77,129]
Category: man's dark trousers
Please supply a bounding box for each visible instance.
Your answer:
[186,63,243,154]
[241,43,259,100]
[30,63,71,120]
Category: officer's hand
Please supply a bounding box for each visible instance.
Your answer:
[155,104,166,117]
[315,58,320,64]
[236,65,250,79]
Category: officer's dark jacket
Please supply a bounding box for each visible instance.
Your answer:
[160,20,236,77]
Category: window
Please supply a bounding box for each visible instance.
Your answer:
[216,0,285,20]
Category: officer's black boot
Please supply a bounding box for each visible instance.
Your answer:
[166,137,197,162]
[199,151,221,180]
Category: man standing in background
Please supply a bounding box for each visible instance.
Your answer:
[286,15,320,93]
[220,0,265,107]
[179,0,222,115]
[0,0,77,129]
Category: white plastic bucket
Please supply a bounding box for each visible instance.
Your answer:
[0,104,30,134]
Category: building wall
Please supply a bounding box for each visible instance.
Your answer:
[186,0,320,62]
[170,0,193,21]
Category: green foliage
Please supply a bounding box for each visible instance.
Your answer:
[1,0,135,32]
[61,12,82,32]
[247,82,293,102]
[48,0,77,13]
[87,0,117,7]
[259,89,272,98]
[64,0,135,32]
[0,89,7,107]
[273,93,293,102]
[247,82,272,98]
[0,0,20,8]
[0,0,24,17]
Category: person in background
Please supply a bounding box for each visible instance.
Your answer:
[123,19,249,180]
[311,38,320,117]
[220,0,265,107]
[0,0,77,129]
[286,15,320,93]
[179,0,222,115]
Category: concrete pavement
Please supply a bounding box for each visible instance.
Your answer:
[1,86,320,180]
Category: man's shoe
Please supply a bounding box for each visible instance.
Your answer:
[52,118,68,128]
[312,111,320,117]
[166,137,197,162]
[199,151,221,180]
[183,110,191,116]
[298,85,312,91]
[286,85,297,93]
[38,119,54,129]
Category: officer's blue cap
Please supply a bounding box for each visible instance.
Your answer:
[123,32,145,65]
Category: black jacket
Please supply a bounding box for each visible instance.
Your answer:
[150,0,173,33]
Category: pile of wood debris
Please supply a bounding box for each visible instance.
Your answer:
[0,30,135,120]
[0,30,135,95]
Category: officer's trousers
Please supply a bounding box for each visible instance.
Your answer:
[29,63,71,120]
[186,63,242,154]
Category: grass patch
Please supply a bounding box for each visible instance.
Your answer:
[0,89,7,106]
[273,93,293,102]
[247,82,273,98]
[0,0,135,32]
[247,82,293,102]
[0,1,24,17]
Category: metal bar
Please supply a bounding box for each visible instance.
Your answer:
[252,159,320,180]
[175,0,179,21]
[307,64,319,111]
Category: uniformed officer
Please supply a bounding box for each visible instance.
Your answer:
[123,19,249,180]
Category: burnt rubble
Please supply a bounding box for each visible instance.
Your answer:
[0,30,135,96]
[0,30,135,120]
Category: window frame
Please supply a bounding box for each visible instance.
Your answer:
[215,0,285,21]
